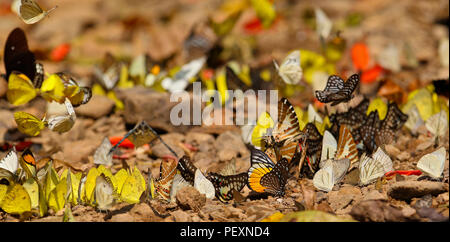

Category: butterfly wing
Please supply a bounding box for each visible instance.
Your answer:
[14,111,45,136]
[4,28,36,81]
[277,50,302,85]
[358,153,384,185]
[335,125,358,165]
[360,111,380,154]
[313,163,334,192]
[0,148,19,174]
[7,72,38,106]
[19,0,46,24]
[93,137,113,167]
[248,149,276,193]
[417,147,446,179]
[176,155,197,185]
[94,174,115,211]
[207,172,247,203]
[272,98,303,144]
[154,159,177,201]
[260,158,289,196]
[194,169,215,199]
[321,130,338,163]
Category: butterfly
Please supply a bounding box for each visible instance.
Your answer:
[169,173,191,203]
[207,172,247,203]
[302,122,323,163]
[261,98,303,163]
[359,110,381,154]
[93,52,121,91]
[55,72,92,107]
[335,125,359,166]
[359,147,394,185]
[19,147,37,180]
[3,28,42,84]
[0,147,19,176]
[176,155,197,185]
[0,182,32,215]
[18,0,57,24]
[248,148,289,197]
[108,121,177,157]
[315,74,360,106]
[116,167,146,204]
[313,158,350,192]
[315,8,332,41]
[425,111,448,142]
[375,102,408,149]
[94,174,116,211]
[416,147,446,179]
[161,57,206,93]
[320,130,338,163]
[154,158,178,201]
[93,137,113,167]
[194,169,215,199]
[273,50,303,85]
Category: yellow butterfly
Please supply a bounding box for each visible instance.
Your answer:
[6,71,38,106]
[366,97,388,120]
[250,0,276,28]
[0,182,32,215]
[251,111,274,149]
[118,166,146,204]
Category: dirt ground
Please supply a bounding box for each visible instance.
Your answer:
[0,0,449,222]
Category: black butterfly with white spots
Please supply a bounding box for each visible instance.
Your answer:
[315,74,360,106]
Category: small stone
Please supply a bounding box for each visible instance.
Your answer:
[384,144,401,157]
[176,186,206,212]
[363,190,388,201]
[171,210,192,222]
[397,152,411,161]
[109,213,135,222]
[130,203,157,222]
[388,181,448,201]
[416,140,434,152]
[75,95,115,119]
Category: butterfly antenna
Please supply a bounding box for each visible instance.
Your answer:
[47,5,58,15]
[147,127,178,158]
[108,128,134,155]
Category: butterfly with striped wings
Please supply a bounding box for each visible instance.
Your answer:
[176,155,197,185]
[154,157,178,201]
[334,125,359,166]
[315,74,360,106]
[248,149,289,197]
[261,98,304,163]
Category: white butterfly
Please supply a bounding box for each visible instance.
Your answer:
[161,57,206,93]
[417,147,446,179]
[313,163,334,192]
[273,50,303,85]
[194,169,215,199]
[425,111,448,139]
[0,147,19,174]
[320,130,337,164]
[308,104,323,124]
[404,104,424,135]
[241,123,255,144]
[359,147,394,185]
[93,137,113,167]
[18,0,57,24]
[315,8,332,41]
[94,174,116,211]
[170,174,191,203]
[46,98,76,133]
[313,158,349,192]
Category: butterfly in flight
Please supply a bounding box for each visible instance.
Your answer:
[315,74,360,106]
[108,121,177,157]
[261,98,304,163]
[248,149,289,197]
[3,28,44,88]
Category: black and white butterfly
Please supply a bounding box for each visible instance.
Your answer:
[206,172,247,203]
[315,74,360,106]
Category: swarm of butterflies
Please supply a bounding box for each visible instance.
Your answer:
[1,0,449,219]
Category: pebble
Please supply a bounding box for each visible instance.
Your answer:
[176,186,206,212]
[75,95,115,119]
[387,181,448,201]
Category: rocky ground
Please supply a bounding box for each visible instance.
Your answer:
[0,0,449,222]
